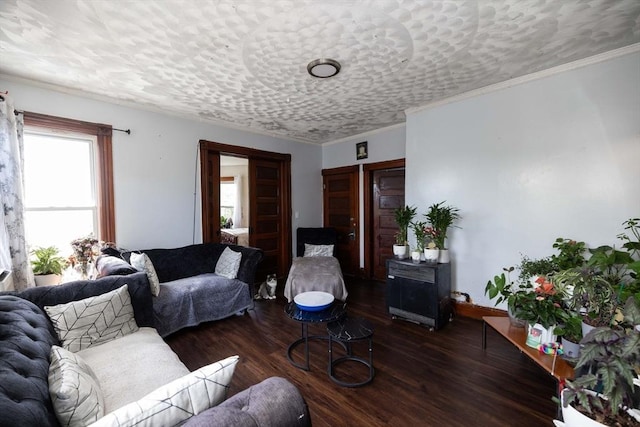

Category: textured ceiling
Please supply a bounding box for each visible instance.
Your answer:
[1,1,639,144]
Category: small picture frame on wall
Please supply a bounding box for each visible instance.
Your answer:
[356,141,368,160]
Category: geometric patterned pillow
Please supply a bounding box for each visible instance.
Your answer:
[90,355,239,427]
[303,243,334,257]
[44,284,139,352]
[130,252,160,297]
[214,247,242,279]
[49,345,105,427]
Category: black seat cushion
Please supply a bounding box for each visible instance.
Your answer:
[0,295,59,427]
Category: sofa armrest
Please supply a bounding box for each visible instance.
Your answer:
[183,377,310,427]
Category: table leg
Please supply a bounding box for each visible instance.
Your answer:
[482,319,487,350]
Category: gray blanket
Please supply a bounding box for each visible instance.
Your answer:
[283,257,348,302]
[154,273,252,337]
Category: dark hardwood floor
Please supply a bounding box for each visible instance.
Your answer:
[166,278,560,426]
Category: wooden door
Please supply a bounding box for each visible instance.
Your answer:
[250,158,290,279]
[322,166,359,276]
[364,159,405,281]
[199,146,221,243]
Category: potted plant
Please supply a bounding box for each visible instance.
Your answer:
[424,201,460,263]
[393,205,416,259]
[556,267,618,336]
[31,246,67,286]
[410,220,427,263]
[555,310,583,359]
[559,297,640,426]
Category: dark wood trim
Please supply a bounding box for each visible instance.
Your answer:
[321,164,358,176]
[199,145,220,243]
[452,301,508,321]
[199,139,291,162]
[23,112,116,242]
[220,176,234,182]
[362,158,405,279]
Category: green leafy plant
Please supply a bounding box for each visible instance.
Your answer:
[560,297,640,426]
[410,221,428,252]
[555,310,583,343]
[30,246,67,275]
[552,238,587,271]
[556,267,618,328]
[394,205,417,245]
[424,201,460,249]
[513,276,568,329]
[517,255,558,283]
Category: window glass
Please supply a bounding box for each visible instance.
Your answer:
[23,130,97,256]
[220,181,235,223]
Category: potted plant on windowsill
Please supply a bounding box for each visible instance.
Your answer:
[424,201,460,263]
[31,246,67,286]
[558,297,640,427]
[393,205,416,260]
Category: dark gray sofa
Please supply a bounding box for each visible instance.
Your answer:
[99,242,263,337]
[0,274,310,427]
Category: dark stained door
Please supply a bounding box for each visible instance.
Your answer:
[322,166,359,276]
[199,146,221,243]
[250,158,289,280]
[371,167,405,281]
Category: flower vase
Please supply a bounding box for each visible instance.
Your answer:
[75,261,93,280]
[525,323,557,348]
[411,251,421,264]
[438,249,450,263]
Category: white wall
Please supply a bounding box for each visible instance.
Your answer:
[406,51,640,307]
[1,79,323,250]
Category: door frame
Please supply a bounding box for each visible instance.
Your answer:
[199,139,292,278]
[363,158,405,279]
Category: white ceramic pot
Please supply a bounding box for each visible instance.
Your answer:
[525,323,557,348]
[438,249,450,263]
[410,251,421,263]
[560,388,640,426]
[423,248,439,264]
[34,274,61,286]
[393,244,408,259]
[581,321,596,338]
[561,337,580,359]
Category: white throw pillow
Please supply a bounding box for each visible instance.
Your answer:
[215,247,242,279]
[45,284,139,352]
[49,345,105,427]
[90,355,239,427]
[304,243,334,257]
[130,252,160,297]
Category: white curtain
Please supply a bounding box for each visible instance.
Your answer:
[233,175,242,228]
[0,95,33,291]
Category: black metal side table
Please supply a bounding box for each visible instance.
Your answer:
[285,300,346,371]
[327,316,375,387]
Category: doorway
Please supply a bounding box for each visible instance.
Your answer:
[363,159,406,281]
[199,140,292,281]
[322,165,360,277]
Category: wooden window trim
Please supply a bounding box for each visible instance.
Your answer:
[23,112,116,243]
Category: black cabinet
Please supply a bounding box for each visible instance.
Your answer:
[386,259,452,330]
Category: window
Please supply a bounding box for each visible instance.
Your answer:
[220,177,235,227]
[23,113,114,255]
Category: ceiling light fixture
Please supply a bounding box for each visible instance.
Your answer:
[307,58,341,78]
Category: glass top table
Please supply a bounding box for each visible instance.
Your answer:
[285,299,347,371]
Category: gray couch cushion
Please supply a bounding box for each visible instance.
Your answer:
[154,273,252,337]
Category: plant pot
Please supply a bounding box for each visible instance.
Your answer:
[438,249,450,263]
[561,337,580,359]
[525,323,557,348]
[507,307,526,328]
[393,245,408,260]
[423,248,439,264]
[581,321,596,338]
[560,388,640,427]
[410,251,421,264]
[34,274,61,286]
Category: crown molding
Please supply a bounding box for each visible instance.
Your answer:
[405,43,640,116]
